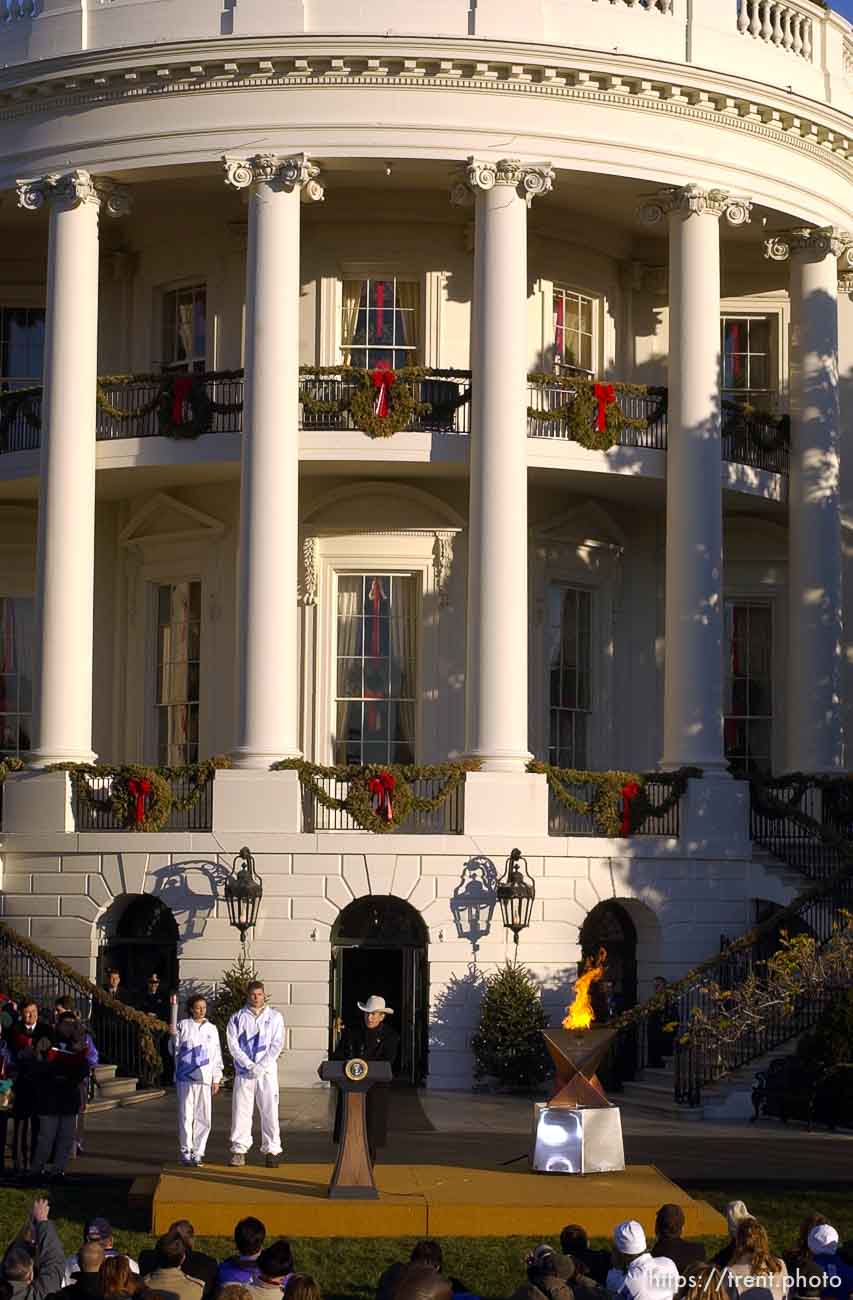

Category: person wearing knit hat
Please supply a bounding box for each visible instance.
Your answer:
[607,1221,678,1300]
[807,1226,839,1257]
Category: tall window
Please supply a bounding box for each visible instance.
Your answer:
[155,582,201,765]
[548,586,592,768]
[721,316,774,409]
[553,287,595,375]
[341,279,419,369]
[725,601,772,774]
[0,308,45,387]
[335,574,416,765]
[162,285,207,373]
[0,597,34,757]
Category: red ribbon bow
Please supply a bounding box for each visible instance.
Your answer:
[127,777,153,825]
[620,780,641,836]
[171,376,194,425]
[368,770,396,822]
[594,382,616,433]
[371,361,395,419]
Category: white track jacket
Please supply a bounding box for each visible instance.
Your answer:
[226,1005,285,1079]
[170,1018,224,1086]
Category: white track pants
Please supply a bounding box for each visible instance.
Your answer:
[176,1082,213,1159]
[230,1071,282,1155]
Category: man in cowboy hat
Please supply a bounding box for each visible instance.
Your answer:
[331,994,399,1163]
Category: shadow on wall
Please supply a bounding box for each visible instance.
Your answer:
[150,857,227,944]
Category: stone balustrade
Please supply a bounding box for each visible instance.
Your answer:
[0,0,846,110]
[737,0,814,60]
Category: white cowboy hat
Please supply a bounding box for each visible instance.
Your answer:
[357,995,394,1016]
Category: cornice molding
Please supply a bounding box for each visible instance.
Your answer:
[1,53,853,195]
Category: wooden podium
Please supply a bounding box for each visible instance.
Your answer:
[319,1058,392,1199]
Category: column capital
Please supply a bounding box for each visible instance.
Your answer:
[764,226,853,263]
[638,183,752,227]
[223,152,325,202]
[16,170,132,217]
[450,157,555,208]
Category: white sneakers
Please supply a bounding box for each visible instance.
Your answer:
[229,1152,246,1166]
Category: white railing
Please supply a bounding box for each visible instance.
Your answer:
[736,0,814,61]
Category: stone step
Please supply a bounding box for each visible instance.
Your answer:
[97,1077,139,1100]
[120,1087,166,1107]
[85,1097,120,1115]
[93,1064,118,1085]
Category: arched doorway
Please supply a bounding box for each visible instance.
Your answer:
[331,896,429,1085]
[100,895,179,1003]
[579,901,638,1018]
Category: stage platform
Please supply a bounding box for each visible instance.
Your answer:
[146,1162,726,1238]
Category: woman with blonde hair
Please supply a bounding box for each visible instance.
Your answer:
[727,1219,790,1300]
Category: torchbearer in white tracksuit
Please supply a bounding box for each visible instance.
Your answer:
[227,980,285,1168]
[168,992,223,1167]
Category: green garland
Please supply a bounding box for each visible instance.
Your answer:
[0,757,25,783]
[51,756,231,832]
[527,762,701,836]
[526,376,663,452]
[0,921,167,1083]
[273,758,479,833]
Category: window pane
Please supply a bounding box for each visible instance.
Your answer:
[565,297,580,333]
[333,574,417,763]
[725,601,772,771]
[749,354,768,389]
[749,318,770,352]
[579,334,593,373]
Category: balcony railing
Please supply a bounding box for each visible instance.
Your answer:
[71,769,215,832]
[301,773,465,834]
[547,775,685,837]
[0,369,791,477]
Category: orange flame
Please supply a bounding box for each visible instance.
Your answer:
[563,947,607,1031]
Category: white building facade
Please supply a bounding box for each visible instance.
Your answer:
[0,0,851,1087]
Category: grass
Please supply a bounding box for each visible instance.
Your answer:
[0,1180,851,1300]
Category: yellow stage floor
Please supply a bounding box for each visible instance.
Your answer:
[148,1162,726,1238]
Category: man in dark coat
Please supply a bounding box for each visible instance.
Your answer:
[331,994,399,1163]
[29,1015,90,1179]
[4,1000,53,1170]
[650,1205,705,1285]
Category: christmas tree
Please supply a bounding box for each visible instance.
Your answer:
[209,953,258,1080]
[471,961,551,1087]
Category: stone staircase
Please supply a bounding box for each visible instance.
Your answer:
[617,1046,803,1123]
[88,1063,165,1115]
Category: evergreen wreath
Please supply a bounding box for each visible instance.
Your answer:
[52,756,230,832]
[273,758,478,832]
[526,376,663,452]
[527,762,700,836]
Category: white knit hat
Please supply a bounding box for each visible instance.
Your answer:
[614,1221,647,1256]
[808,1225,839,1255]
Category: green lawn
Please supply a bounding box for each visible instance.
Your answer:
[0,1180,850,1300]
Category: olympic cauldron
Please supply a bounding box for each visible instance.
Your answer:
[531,952,626,1175]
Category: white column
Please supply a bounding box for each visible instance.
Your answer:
[16,171,130,766]
[224,154,323,768]
[452,158,553,772]
[642,185,752,772]
[767,228,845,772]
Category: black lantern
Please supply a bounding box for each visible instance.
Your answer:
[497,847,535,947]
[225,845,263,942]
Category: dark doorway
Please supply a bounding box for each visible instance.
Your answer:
[100,895,179,1005]
[579,901,638,1018]
[331,895,429,1085]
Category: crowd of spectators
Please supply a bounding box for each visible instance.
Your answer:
[0,992,101,1179]
[0,1200,850,1300]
